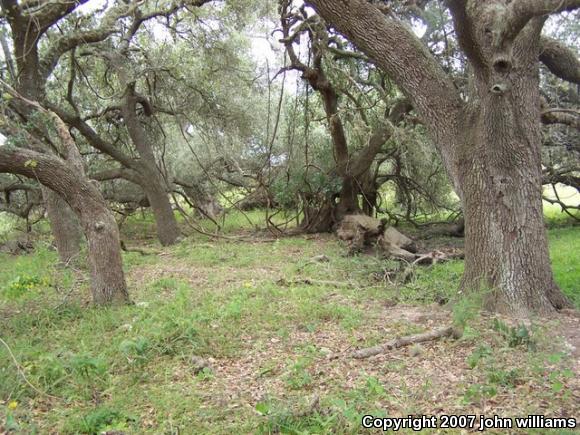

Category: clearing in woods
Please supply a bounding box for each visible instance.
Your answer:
[0,210,579,433]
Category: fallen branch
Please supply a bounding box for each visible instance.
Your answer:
[277,278,352,288]
[120,240,160,256]
[412,250,464,266]
[351,325,462,359]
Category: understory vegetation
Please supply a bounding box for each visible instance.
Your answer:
[1,209,578,434]
[1,0,579,432]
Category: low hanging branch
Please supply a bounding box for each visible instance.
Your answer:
[170,192,280,243]
[351,325,462,359]
[542,183,580,221]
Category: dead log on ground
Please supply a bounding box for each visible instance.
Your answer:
[351,325,462,359]
[336,215,463,265]
[336,214,417,259]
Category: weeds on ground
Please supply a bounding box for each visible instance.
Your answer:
[0,210,578,433]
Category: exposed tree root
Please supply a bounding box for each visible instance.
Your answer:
[351,325,462,359]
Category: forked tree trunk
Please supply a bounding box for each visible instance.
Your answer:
[42,187,83,263]
[0,147,130,305]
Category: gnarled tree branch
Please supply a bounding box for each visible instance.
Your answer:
[502,0,580,43]
[539,36,580,85]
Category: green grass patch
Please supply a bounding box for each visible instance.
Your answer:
[548,227,580,307]
[0,210,578,433]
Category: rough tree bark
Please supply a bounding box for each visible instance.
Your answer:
[120,82,181,246]
[306,0,578,316]
[1,0,83,262]
[41,186,83,263]
[0,146,129,305]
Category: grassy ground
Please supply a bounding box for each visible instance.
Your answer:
[0,210,578,434]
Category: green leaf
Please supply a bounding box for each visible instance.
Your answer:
[5,412,19,431]
[24,159,38,168]
[255,402,270,415]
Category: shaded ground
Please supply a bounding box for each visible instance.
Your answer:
[0,215,579,433]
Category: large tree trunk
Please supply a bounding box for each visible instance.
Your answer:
[41,187,82,263]
[458,127,565,314]
[299,177,372,233]
[306,0,575,316]
[0,147,130,305]
[336,177,362,217]
[460,168,566,315]
[455,21,571,315]
[457,87,571,315]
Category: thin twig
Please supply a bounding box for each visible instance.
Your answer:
[0,336,61,400]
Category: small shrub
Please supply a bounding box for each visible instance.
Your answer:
[492,319,537,351]
[487,367,522,388]
[462,383,497,405]
[466,345,492,369]
[67,407,135,434]
[256,398,334,434]
[2,275,47,299]
[452,294,482,329]
[284,357,313,390]
[32,354,68,391]
[549,368,574,394]
[119,337,151,366]
[70,355,108,381]
[68,354,109,398]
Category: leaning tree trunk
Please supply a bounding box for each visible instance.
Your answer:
[120,82,180,246]
[0,147,130,305]
[138,165,180,246]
